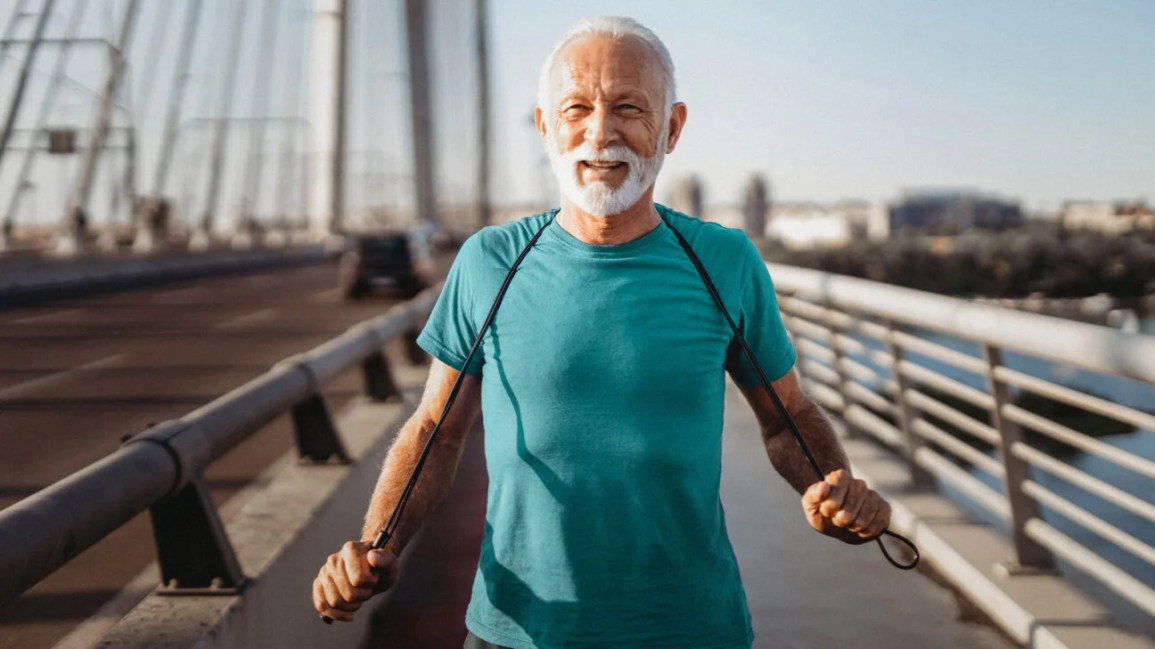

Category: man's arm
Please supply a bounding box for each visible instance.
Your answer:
[736,368,890,544]
[313,358,481,621]
[361,359,482,549]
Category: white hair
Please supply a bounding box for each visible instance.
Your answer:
[537,17,677,120]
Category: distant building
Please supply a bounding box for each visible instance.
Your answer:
[886,191,1022,234]
[742,175,770,241]
[668,176,704,217]
[765,201,886,249]
[1059,201,1154,234]
[702,204,743,230]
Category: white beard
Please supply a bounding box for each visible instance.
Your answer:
[546,125,668,217]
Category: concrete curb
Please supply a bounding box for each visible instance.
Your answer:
[882,485,1065,649]
[843,436,1155,649]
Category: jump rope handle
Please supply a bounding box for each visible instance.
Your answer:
[320,530,393,623]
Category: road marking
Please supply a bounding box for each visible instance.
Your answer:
[214,307,278,330]
[310,288,340,303]
[6,308,82,325]
[0,354,128,400]
[156,286,212,299]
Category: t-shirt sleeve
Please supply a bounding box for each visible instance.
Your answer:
[725,235,796,387]
[416,235,485,375]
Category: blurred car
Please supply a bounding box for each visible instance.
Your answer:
[338,229,434,299]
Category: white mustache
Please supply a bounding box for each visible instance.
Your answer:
[561,144,640,169]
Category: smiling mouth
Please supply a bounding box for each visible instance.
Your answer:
[580,161,626,171]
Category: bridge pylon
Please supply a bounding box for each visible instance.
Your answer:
[309,0,348,240]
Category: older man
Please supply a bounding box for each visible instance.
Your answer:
[313,16,892,649]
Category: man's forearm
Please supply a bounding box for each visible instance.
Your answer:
[360,412,471,554]
[743,375,891,544]
[762,398,849,494]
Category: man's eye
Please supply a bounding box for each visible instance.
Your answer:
[617,104,642,114]
[563,104,590,114]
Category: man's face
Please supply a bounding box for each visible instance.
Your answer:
[537,34,682,216]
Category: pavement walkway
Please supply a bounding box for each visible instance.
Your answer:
[718,381,1012,649]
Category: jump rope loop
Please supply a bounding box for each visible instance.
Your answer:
[878,531,920,570]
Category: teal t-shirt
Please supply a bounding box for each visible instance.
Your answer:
[416,204,796,649]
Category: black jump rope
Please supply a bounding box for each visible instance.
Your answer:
[322,213,919,624]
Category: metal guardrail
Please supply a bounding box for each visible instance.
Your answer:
[767,263,1155,618]
[0,289,438,605]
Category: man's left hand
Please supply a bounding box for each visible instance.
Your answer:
[801,469,891,544]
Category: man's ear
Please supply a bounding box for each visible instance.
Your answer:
[665,102,688,153]
[534,106,548,139]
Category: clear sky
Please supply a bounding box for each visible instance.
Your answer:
[488,0,1155,212]
[2,0,1152,229]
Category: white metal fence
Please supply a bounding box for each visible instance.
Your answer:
[767,263,1155,618]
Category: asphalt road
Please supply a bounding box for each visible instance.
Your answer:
[0,262,414,649]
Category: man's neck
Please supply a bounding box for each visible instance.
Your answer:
[557,193,661,246]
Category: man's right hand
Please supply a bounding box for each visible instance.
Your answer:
[312,541,399,622]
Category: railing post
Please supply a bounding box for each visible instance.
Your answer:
[292,393,350,463]
[151,478,246,594]
[827,307,860,438]
[886,322,935,487]
[778,293,811,389]
[279,359,352,464]
[405,326,427,365]
[362,351,399,401]
[983,344,1055,571]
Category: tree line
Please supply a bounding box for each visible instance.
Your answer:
[765,223,1155,300]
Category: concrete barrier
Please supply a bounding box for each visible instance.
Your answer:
[96,385,421,649]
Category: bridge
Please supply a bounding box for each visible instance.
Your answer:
[1,1,1153,648]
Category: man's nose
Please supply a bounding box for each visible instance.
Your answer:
[583,105,619,148]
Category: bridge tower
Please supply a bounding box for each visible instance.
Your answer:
[309,0,348,240]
